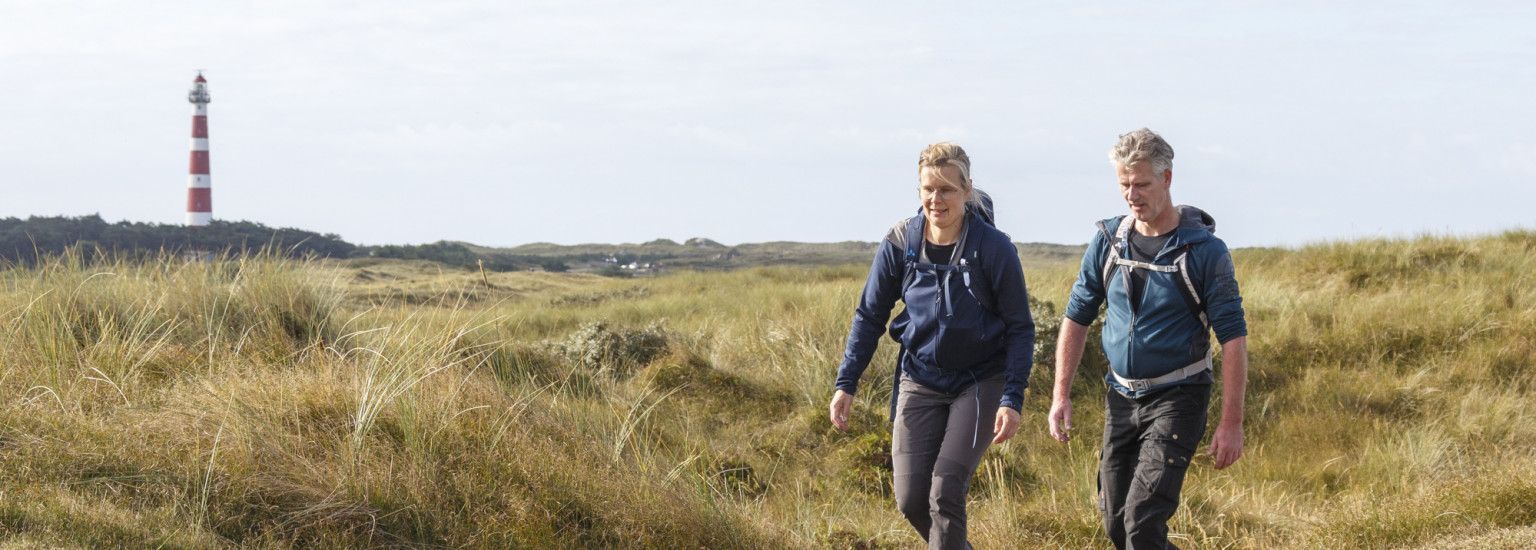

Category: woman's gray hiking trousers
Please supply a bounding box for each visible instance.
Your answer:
[892,373,1004,550]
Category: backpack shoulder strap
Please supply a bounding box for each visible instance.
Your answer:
[903,215,923,263]
[1101,215,1134,285]
[1171,245,1208,329]
[888,216,925,423]
[899,215,924,289]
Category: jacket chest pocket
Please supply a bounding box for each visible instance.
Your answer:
[931,265,1003,370]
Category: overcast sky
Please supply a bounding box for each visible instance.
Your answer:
[2,1,1532,248]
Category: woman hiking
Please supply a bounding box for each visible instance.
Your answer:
[829,142,1036,549]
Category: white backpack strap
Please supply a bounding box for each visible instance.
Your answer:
[1101,215,1135,285]
[1174,251,1209,328]
[1112,257,1178,273]
[1114,215,1135,241]
[1111,355,1213,392]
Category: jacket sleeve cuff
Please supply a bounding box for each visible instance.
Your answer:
[1063,308,1097,328]
[835,382,858,395]
[999,395,1023,413]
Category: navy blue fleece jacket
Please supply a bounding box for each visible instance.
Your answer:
[834,210,1036,412]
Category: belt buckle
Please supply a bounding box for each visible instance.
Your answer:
[1128,379,1151,392]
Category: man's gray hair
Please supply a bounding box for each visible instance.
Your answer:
[1109,128,1175,175]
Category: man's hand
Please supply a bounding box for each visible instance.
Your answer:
[1048,398,1073,443]
[992,407,1021,444]
[829,389,854,430]
[1207,421,1243,469]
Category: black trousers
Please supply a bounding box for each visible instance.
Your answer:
[1099,383,1210,550]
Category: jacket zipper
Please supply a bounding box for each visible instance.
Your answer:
[933,270,946,318]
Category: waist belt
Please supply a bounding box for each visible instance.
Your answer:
[1111,356,1212,392]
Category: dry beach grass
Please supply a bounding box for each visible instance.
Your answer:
[0,232,1534,547]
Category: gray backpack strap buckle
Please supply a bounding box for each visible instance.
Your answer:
[1111,355,1213,393]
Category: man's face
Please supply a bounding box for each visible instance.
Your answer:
[1117,161,1173,224]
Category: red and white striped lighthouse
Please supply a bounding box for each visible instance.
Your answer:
[186,72,213,226]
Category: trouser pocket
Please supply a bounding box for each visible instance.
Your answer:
[1133,388,1207,500]
[1133,436,1195,500]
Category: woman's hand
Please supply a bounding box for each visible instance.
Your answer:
[829,390,854,430]
[991,407,1021,444]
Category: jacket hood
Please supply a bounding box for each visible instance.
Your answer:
[1175,204,1215,236]
[1169,204,1216,249]
[1096,204,1216,250]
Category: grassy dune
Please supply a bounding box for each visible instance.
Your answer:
[0,232,1533,548]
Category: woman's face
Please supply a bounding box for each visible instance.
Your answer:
[919,165,968,231]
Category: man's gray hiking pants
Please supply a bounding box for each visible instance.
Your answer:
[1099,383,1210,550]
[892,373,1004,550]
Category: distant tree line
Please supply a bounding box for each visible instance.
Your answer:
[0,215,354,264]
[0,215,576,272]
[1,215,895,273]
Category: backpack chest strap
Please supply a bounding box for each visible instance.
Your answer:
[1110,256,1180,273]
[1101,215,1208,329]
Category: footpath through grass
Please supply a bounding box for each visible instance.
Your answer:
[1,232,1533,548]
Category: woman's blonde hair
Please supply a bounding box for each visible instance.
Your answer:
[917,142,983,212]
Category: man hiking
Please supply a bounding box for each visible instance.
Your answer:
[1048,128,1249,549]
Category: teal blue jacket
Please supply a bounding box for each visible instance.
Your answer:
[1064,206,1247,397]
